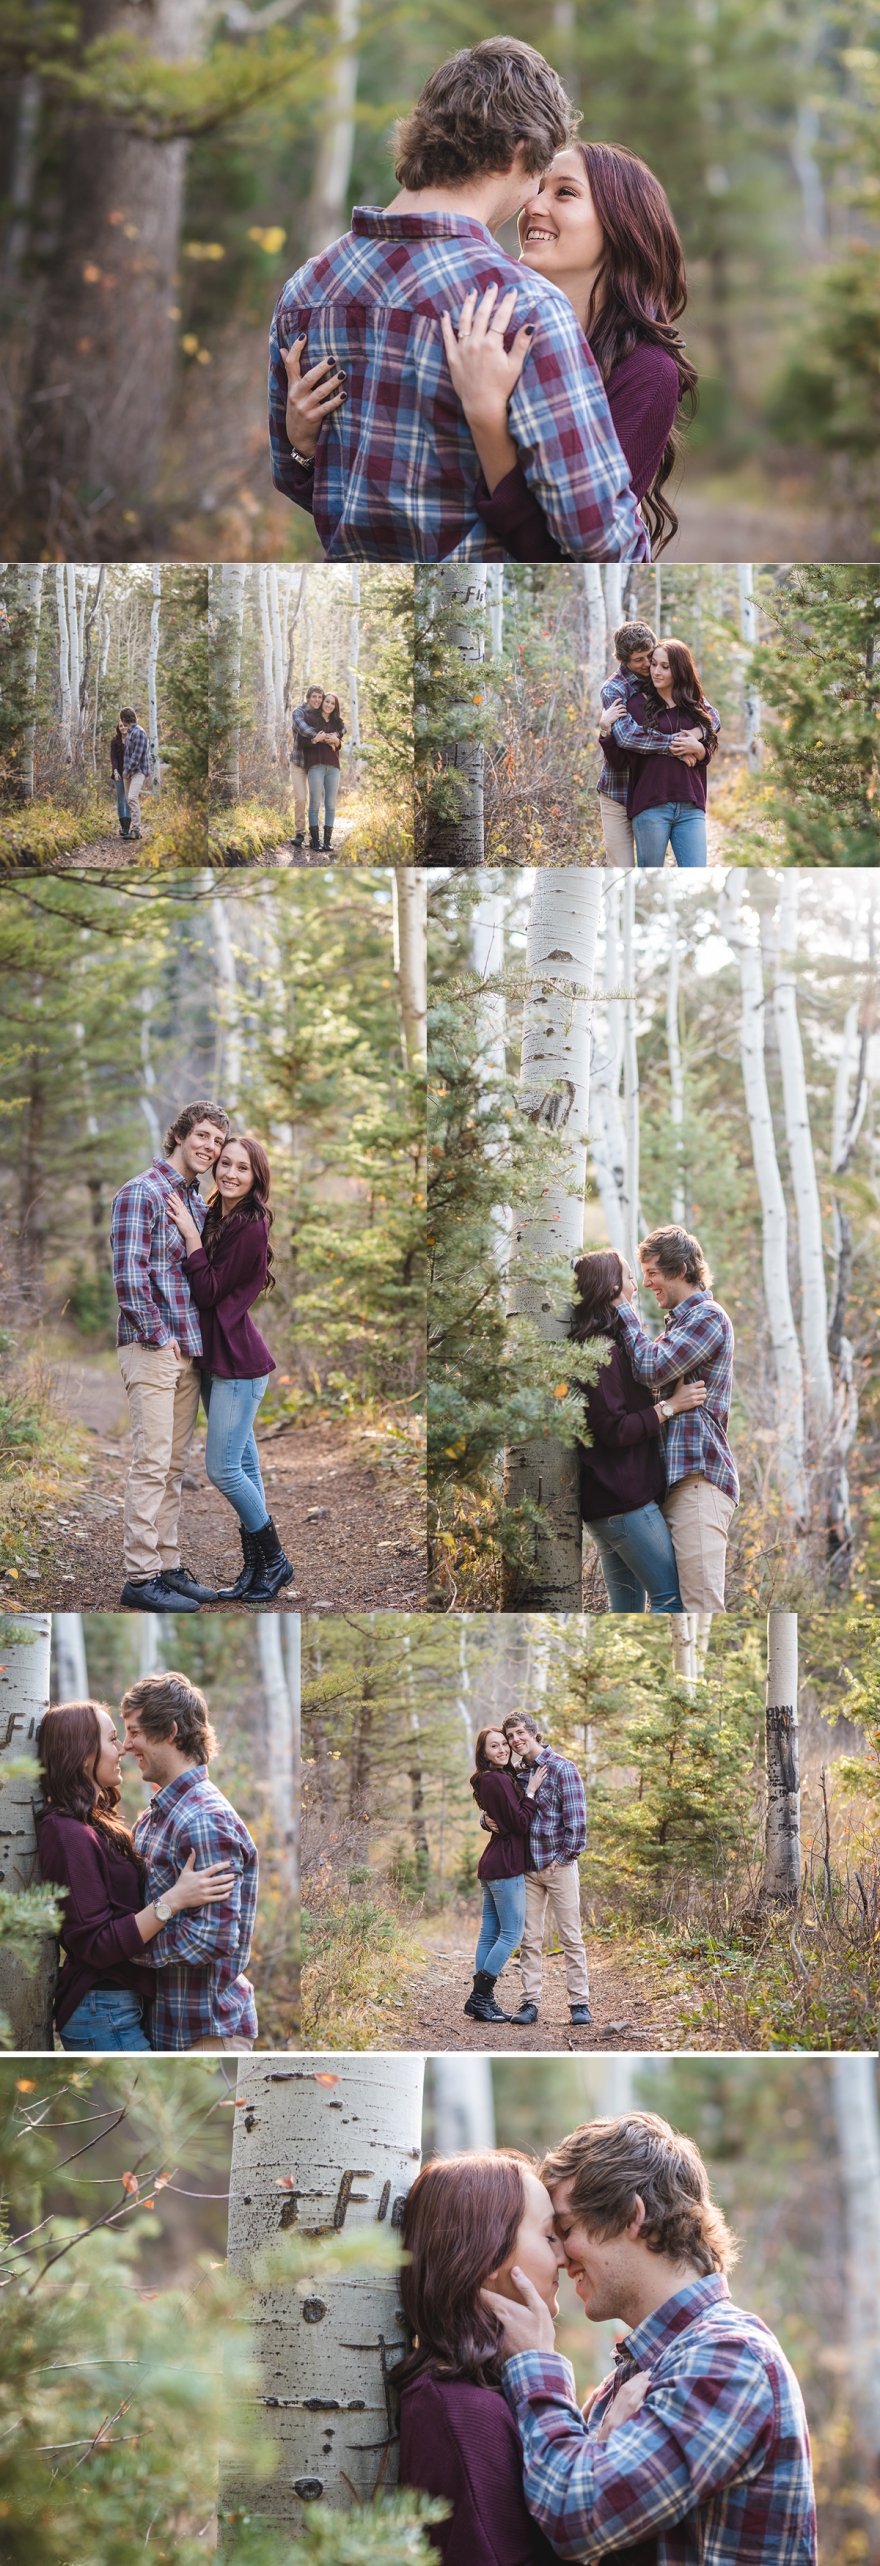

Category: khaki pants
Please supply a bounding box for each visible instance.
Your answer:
[117,1341,202,1580]
[189,2035,255,2053]
[291,766,307,835]
[598,792,635,867]
[521,1862,590,2006]
[663,1473,735,1611]
[126,771,147,832]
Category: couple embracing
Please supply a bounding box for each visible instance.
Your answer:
[468,1712,591,2034]
[396,2109,816,2566]
[110,1098,294,1612]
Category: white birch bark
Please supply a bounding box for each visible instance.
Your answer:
[664,876,685,1221]
[55,564,72,764]
[66,565,81,762]
[0,1613,55,2047]
[761,1609,801,1905]
[584,565,607,717]
[487,563,504,658]
[670,1613,712,1691]
[18,562,44,799]
[257,1617,298,1907]
[147,563,161,790]
[305,0,360,255]
[718,880,807,1520]
[424,567,486,867]
[391,868,427,1068]
[348,564,361,762]
[268,565,286,747]
[737,564,762,771]
[283,1614,302,1929]
[225,2054,424,2524]
[211,890,242,1106]
[832,2057,880,2466]
[470,877,511,1267]
[432,2057,496,2153]
[1,70,42,287]
[54,1613,89,1700]
[139,987,162,1157]
[622,873,641,1277]
[258,568,277,761]
[773,878,833,1433]
[504,871,602,1609]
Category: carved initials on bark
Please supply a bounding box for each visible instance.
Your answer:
[521,1078,575,1129]
[766,1705,799,1793]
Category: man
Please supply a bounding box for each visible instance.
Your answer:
[502,1711,591,2029]
[595,622,708,866]
[484,2109,817,2566]
[122,1670,258,2053]
[119,707,151,841]
[269,39,647,563]
[615,1224,739,1613]
[290,684,325,848]
[110,1099,229,1613]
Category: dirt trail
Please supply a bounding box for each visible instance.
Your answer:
[394,1907,684,2055]
[10,1349,425,1614]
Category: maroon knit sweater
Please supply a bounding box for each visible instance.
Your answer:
[37,1811,153,2034]
[182,1210,275,1380]
[475,340,680,561]
[398,2371,557,2566]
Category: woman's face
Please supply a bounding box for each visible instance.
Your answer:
[487,2172,566,2316]
[619,1257,637,1304]
[92,1707,123,1793]
[483,1728,511,1769]
[651,644,673,692]
[215,1141,254,1206]
[322,695,337,719]
[518,151,605,288]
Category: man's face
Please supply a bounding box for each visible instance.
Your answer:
[550,2177,637,2323]
[122,1710,177,1785]
[640,1257,687,1311]
[176,1117,228,1180]
[505,1717,539,1762]
[624,648,653,679]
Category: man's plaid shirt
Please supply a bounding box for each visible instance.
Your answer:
[111,1158,206,1355]
[523,1745,587,1872]
[134,1766,258,2050]
[597,667,667,805]
[269,209,648,562]
[122,723,151,778]
[617,1290,739,1504]
[502,2274,817,2566]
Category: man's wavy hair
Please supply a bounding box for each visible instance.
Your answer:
[164,1100,229,1154]
[639,1224,712,1292]
[541,2112,737,2277]
[394,39,578,191]
[120,1672,217,1764]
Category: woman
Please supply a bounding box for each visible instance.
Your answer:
[284,142,695,561]
[572,1249,706,1612]
[110,719,130,839]
[466,1729,545,2027]
[304,691,345,851]
[611,638,719,869]
[166,1133,294,1604]
[396,2151,564,2565]
[37,1700,234,2051]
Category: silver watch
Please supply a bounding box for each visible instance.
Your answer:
[154,1894,174,1922]
[659,1398,675,1420]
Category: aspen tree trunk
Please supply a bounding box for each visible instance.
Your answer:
[471,878,510,1266]
[503,872,602,1610]
[18,563,44,799]
[305,0,360,255]
[259,568,277,762]
[832,2056,880,2469]
[348,565,361,763]
[213,565,247,800]
[225,2054,424,2528]
[589,877,627,1253]
[0,1614,55,2047]
[1,69,42,288]
[257,1617,299,1908]
[147,565,161,790]
[139,987,162,1157]
[268,567,286,748]
[718,881,807,1521]
[391,869,427,1068]
[761,1610,801,1905]
[55,566,72,764]
[80,565,105,773]
[737,565,762,771]
[66,567,82,764]
[603,565,623,672]
[211,892,242,1105]
[584,566,607,715]
[622,873,641,1278]
[456,1621,473,1761]
[773,878,832,1433]
[424,568,487,867]
[432,2056,495,2153]
[53,1613,88,1701]
[487,564,504,657]
[664,876,685,1221]
[670,1613,712,1691]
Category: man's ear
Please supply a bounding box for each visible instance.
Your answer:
[627,2195,647,2242]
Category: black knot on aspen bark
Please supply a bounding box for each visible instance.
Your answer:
[293,2479,324,2500]
[302,2298,327,2323]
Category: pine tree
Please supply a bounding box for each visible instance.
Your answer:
[754,568,880,863]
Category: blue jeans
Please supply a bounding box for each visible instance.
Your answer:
[587,1501,684,1612]
[202,1371,270,1532]
[634,803,707,868]
[58,1989,151,2051]
[308,764,340,829]
[115,775,131,834]
[475,1873,526,1978]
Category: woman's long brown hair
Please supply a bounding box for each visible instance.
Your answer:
[578,141,698,555]
[646,639,715,745]
[393,2151,529,2390]
[204,1132,275,1290]
[38,1701,141,1866]
[571,1250,625,1342]
[469,1724,514,1806]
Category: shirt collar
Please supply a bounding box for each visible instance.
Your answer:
[663,1288,709,1325]
[145,1762,207,1820]
[615,2272,729,2370]
[352,205,498,246]
[152,1157,203,1201]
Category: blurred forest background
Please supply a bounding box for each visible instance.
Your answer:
[428,868,880,1614]
[209,563,413,864]
[1,0,879,561]
[0,872,425,1606]
[0,563,207,867]
[299,1609,880,2054]
[2,2053,879,2563]
[417,563,880,869]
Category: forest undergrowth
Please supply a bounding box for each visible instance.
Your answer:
[0,787,205,870]
[207,787,413,865]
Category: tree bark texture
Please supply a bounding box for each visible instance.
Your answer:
[0,1613,55,2048]
[761,1609,801,1905]
[773,878,833,1434]
[392,868,427,1068]
[832,2056,880,2469]
[719,883,807,1521]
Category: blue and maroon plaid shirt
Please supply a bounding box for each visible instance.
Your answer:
[269,209,648,563]
[134,1765,258,2050]
[110,1158,206,1356]
[597,666,667,805]
[502,2273,817,2566]
[522,1745,587,1872]
[122,722,151,779]
[617,1290,739,1504]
